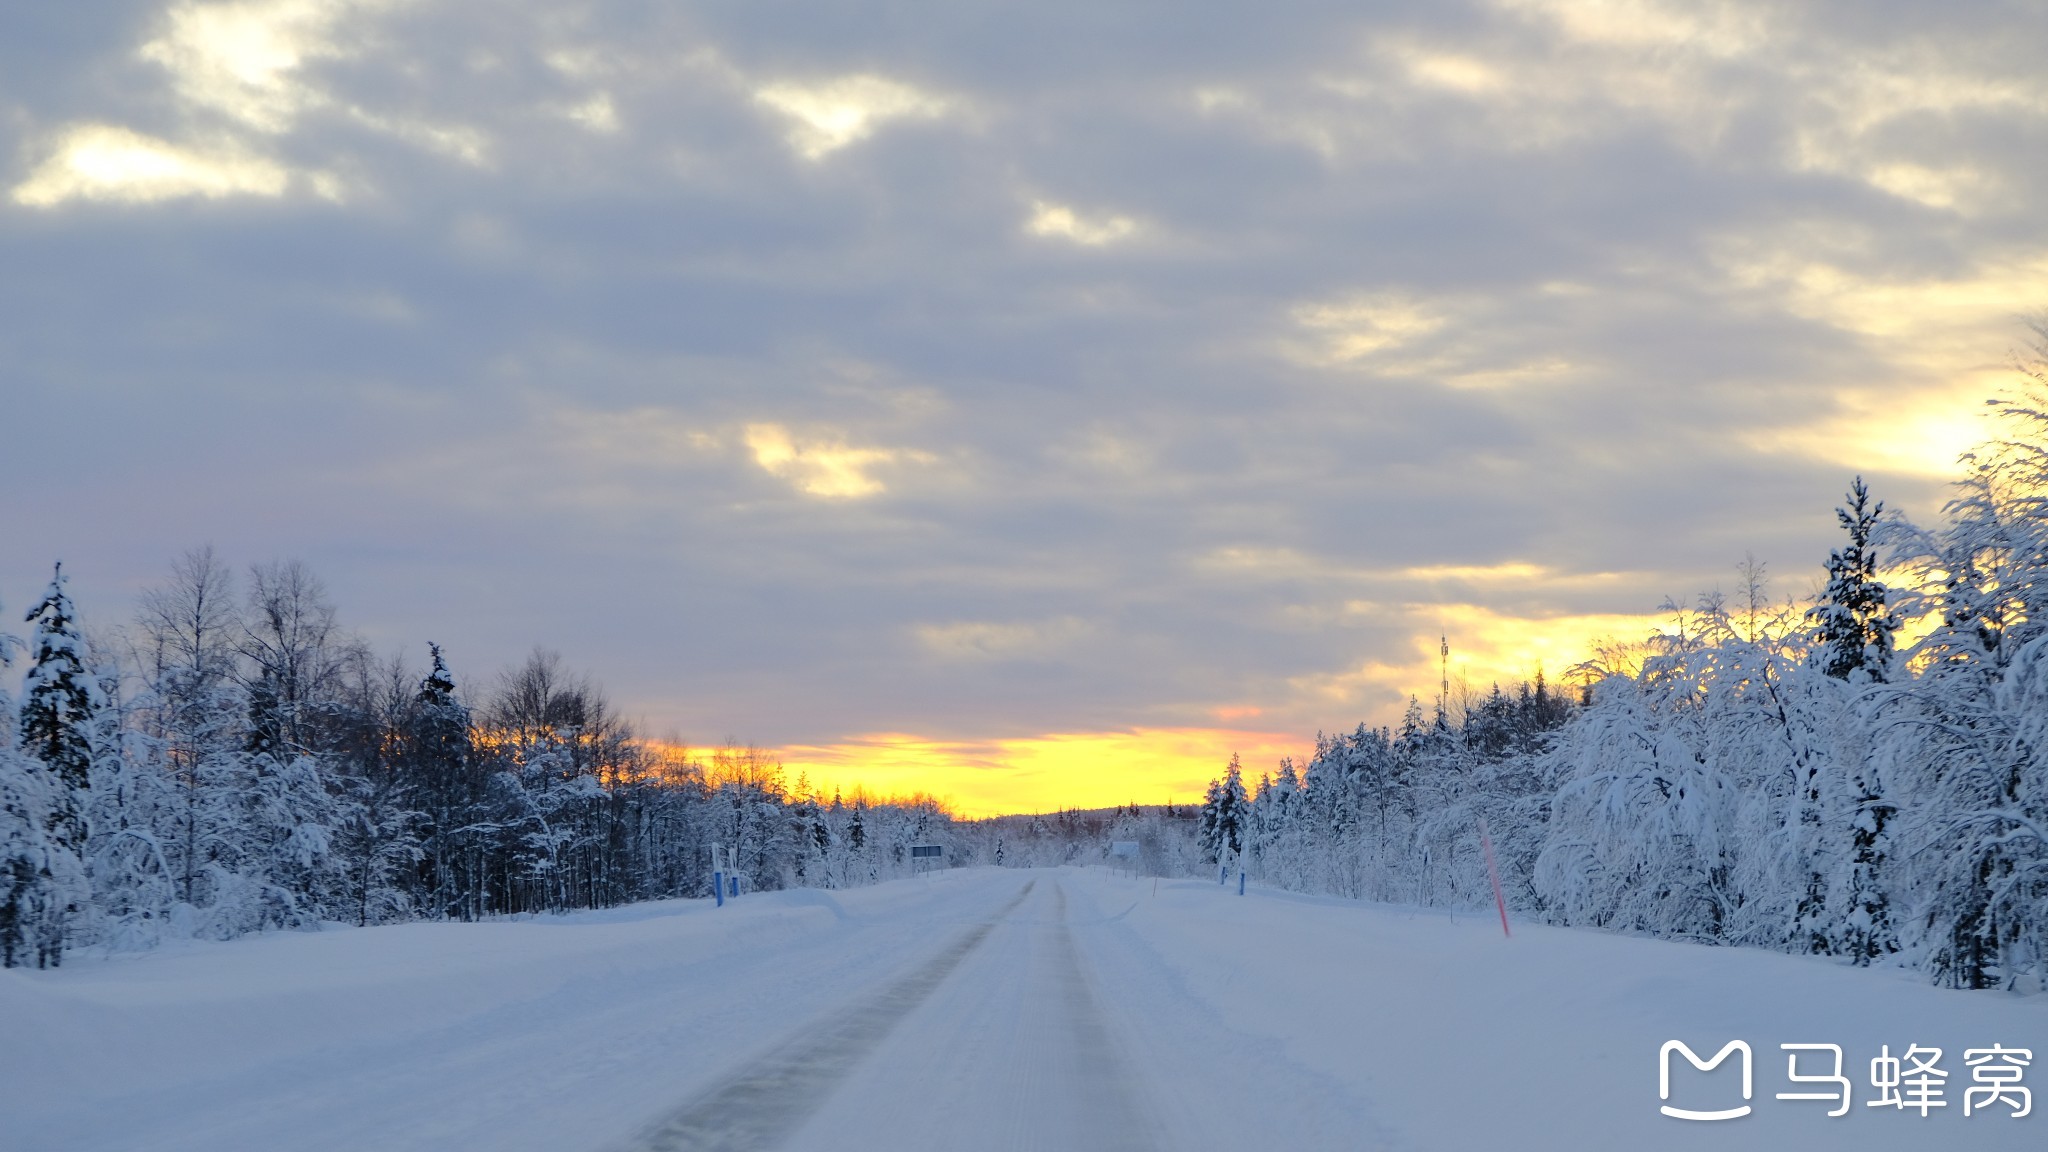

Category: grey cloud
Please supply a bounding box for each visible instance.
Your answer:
[3,0,2041,745]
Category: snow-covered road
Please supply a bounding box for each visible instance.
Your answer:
[5,867,2045,1151]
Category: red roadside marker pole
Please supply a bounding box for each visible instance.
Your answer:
[1479,817,1510,938]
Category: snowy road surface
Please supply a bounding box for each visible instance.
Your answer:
[5,867,2046,1151]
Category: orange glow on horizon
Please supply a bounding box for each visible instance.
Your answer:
[774,728,1311,818]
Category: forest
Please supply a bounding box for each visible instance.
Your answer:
[0,553,968,967]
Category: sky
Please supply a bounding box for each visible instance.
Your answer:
[3,0,2046,815]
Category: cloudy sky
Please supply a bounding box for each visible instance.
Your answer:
[4,0,2045,813]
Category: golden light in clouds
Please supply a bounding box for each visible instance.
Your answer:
[780,599,1653,817]
[1430,602,1669,685]
[743,423,927,498]
[1296,603,1669,716]
[777,728,1310,817]
[1744,375,2003,479]
[1722,251,2048,477]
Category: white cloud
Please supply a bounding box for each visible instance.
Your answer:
[11,124,289,206]
[1491,0,1769,57]
[743,423,926,498]
[1025,200,1138,246]
[563,93,621,134]
[753,74,948,159]
[139,0,358,134]
[1398,49,1506,96]
[31,0,492,208]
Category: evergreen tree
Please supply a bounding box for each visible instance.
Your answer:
[1223,761,1247,859]
[1197,754,1249,863]
[244,672,284,759]
[20,563,96,859]
[1831,751,1898,965]
[1809,477,1900,682]
[1197,777,1222,862]
[408,644,477,918]
[13,565,97,966]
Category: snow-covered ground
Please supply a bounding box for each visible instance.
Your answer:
[4,867,2043,1151]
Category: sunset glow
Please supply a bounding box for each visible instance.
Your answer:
[777,729,1312,818]
[1287,607,1662,719]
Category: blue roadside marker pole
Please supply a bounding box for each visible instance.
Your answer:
[712,841,726,907]
[1238,866,1246,896]
[729,874,738,899]
[1218,864,1227,885]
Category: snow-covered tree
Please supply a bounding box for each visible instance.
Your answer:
[406,643,478,918]
[1874,345,2048,988]
[1198,754,1249,864]
[11,565,97,965]
[20,564,95,862]
[0,590,50,967]
[132,546,244,916]
[1809,477,1900,682]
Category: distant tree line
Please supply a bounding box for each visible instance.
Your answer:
[0,551,957,967]
[1202,327,2048,990]
[959,803,1204,878]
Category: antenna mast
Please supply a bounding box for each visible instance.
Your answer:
[1438,634,1450,726]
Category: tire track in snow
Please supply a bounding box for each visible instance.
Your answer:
[618,880,1036,1152]
[1041,880,1158,1152]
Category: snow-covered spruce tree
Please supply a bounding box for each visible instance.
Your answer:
[786,782,825,886]
[20,565,95,865]
[1220,755,1248,860]
[14,564,98,965]
[1197,754,1248,865]
[1790,481,1904,964]
[405,643,479,918]
[1825,696,1896,966]
[1196,777,1223,863]
[1247,761,1301,888]
[1809,477,1901,683]
[1342,723,1409,900]
[1286,737,1352,896]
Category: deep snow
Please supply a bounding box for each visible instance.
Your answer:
[3,867,2043,1151]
